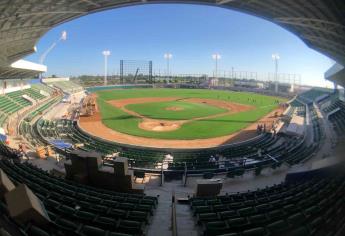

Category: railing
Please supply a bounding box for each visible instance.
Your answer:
[171,191,178,236]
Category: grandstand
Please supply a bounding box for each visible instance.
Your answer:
[0,1,344,236]
[43,78,83,95]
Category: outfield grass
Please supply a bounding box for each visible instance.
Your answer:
[97,89,286,140]
[126,101,227,120]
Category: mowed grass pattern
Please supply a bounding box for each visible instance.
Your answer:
[97,89,286,139]
[126,101,227,120]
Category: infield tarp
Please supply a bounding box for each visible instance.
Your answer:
[50,140,73,149]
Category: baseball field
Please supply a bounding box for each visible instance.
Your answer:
[82,88,286,142]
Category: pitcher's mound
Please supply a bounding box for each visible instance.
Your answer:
[166,106,184,111]
[139,120,181,132]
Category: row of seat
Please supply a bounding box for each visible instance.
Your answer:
[190,172,345,236]
[328,101,345,136]
[46,81,83,94]
[0,159,158,235]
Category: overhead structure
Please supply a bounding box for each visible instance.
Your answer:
[0,0,344,82]
[0,60,47,79]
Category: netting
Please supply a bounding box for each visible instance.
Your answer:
[120,60,152,84]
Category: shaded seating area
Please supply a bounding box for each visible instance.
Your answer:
[327,101,345,136]
[0,159,158,236]
[190,171,345,236]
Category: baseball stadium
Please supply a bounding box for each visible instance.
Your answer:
[0,1,344,236]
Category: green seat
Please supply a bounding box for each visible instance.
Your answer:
[238,207,256,216]
[267,220,290,234]
[90,204,108,213]
[75,210,96,221]
[304,205,321,218]
[287,226,311,236]
[27,225,50,236]
[267,209,285,221]
[219,210,238,220]
[249,214,268,225]
[118,203,135,210]
[94,216,117,228]
[242,227,266,236]
[255,204,271,213]
[54,217,79,231]
[283,204,299,214]
[287,212,307,227]
[58,205,75,215]
[135,204,153,213]
[227,217,248,229]
[197,213,219,222]
[103,200,119,207]
[81,225,106,236]
[117,220,143,234]
[205,221,229,235]
[108,232,133,236]
[127,210,149,223]
[213,204,229,212]
[229,202,244,209]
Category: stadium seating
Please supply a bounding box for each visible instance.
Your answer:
[299,88,332,103]
[45,81,83,94]
[327,101,345,136]
[0,85,53,128]
[32,83,55,95]
[0,158,158,236]
[190,172,345,236]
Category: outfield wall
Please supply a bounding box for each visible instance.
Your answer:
[86,84,153,93]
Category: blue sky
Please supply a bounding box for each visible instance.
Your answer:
[26,4,334,87]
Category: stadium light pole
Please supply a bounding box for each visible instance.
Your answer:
[164,53,172,78]
[102,50,111,86]
[212,53,221,85]
[272,53,280,93]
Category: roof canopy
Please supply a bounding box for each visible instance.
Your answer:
[0,0,344,81]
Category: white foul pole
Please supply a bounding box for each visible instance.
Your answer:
[102,50,111,86]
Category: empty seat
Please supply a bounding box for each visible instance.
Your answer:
[242,227,266,236]
[287,213,307,227]
[27,225,50,236]
[267,220,290,234]
[81,225,106,236]
[219,210,238,220]
[54,217,79,231]
[197,213,219,223]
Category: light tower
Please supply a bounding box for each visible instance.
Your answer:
[272,53,280,93]
[212,53,221,86]
[102,50,111,86]
[164,53,172,78]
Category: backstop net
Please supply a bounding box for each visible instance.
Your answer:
[120,60,153,84]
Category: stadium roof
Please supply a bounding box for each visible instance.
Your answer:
[0,59,46,79]
[0,0,344,81]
